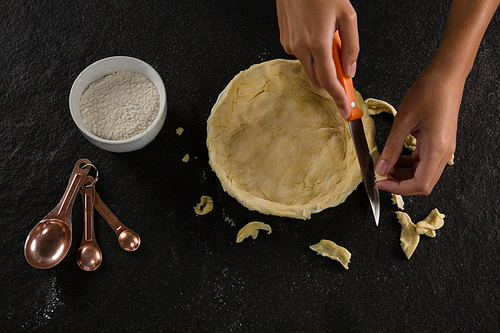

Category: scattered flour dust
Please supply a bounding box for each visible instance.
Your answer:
[80,71,160,140]
[222,208,235,227]
[24,274,65,329]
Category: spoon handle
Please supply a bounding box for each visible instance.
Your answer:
[45,158,92,223]
[93,192,129,236]
[80,177,96,243]
[93,191,141,252]
[77,176,102,271]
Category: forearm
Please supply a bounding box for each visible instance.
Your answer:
[430,0,500,83]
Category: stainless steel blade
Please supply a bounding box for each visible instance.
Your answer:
[348,118,380,226]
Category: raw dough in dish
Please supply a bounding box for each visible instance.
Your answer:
[207,59,380,220]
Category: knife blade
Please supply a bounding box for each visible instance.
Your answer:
[332,31,380,226]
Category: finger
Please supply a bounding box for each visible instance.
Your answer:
[337,5,359,77]
[375,121,410,176]
[310,38,351,117]
[387,167,416,181]
[409,150,447,194]
[376,178,422,196]
[377,151,446,195]
[393,150,419,169]
[277,8,291,54]
[297,51,322,89]
[326,79,351,118]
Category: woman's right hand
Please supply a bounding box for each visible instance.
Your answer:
[276,0,360,119]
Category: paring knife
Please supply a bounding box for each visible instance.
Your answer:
[332,31,380,226]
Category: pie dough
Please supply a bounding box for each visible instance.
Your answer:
[309,239,351,269]
[396,211,420,259]
[396,209,445,259]
[194,195,213,215]
[207,59,381,220]
[391,194,405,210]
[415,208,445,237]
[236,221,272,243]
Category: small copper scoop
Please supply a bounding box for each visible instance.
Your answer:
[94,192,141,252]
[76,176,102,271]
[24,159,93,269]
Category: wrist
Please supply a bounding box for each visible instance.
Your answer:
[427,43,473,86]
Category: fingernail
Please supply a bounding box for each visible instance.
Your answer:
[376,159,388,175]
[348,61,357,77]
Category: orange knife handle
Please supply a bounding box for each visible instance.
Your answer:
[333,31,363,121]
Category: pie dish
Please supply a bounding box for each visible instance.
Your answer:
[207,59,378,219]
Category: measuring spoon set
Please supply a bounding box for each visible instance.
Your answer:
[24,159,141,271]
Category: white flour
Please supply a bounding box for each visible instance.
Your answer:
[80,71,160,140]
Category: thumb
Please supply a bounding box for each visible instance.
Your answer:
[376,124,409,175]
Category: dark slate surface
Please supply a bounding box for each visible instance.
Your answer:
[1,0,500,332]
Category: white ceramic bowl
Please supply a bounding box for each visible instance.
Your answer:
[69,56,167,153]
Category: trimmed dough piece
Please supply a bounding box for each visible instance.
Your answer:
[396,211,420,259]
[207,59,380,220]
[309,239,351,269]
[182,154,190,162]
[392,194,405,210]
[194,195,213,215]
[236,221,272,243]
[366,98,454,165]
[366,98,398,117]
[396,209,446,259]
[415,208,445,237]
[176,127,184,135]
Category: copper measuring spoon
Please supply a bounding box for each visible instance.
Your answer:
[76,176,102,271]
[24,159,92,269]
[94,192,141,252]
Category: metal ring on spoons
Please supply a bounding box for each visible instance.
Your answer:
[81,163,99,187]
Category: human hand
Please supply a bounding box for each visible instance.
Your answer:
[375,67,462,195]
[276,0,359,118]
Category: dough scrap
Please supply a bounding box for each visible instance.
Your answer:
[415,208,445,237]
[392,194,405,210]
[396,209,446,259]
[366,98,454,165]
[396,211,420,259]
[309,239,351,269]
[365,98,398,117]
[207,59,382,219]
[236,221,272,243]
[176,127,184,135]
[182,154,190,162]
[194,196,213,215]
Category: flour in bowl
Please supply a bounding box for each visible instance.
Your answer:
[80,71,160,140]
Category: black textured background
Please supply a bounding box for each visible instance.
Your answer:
[1,0,500,332]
